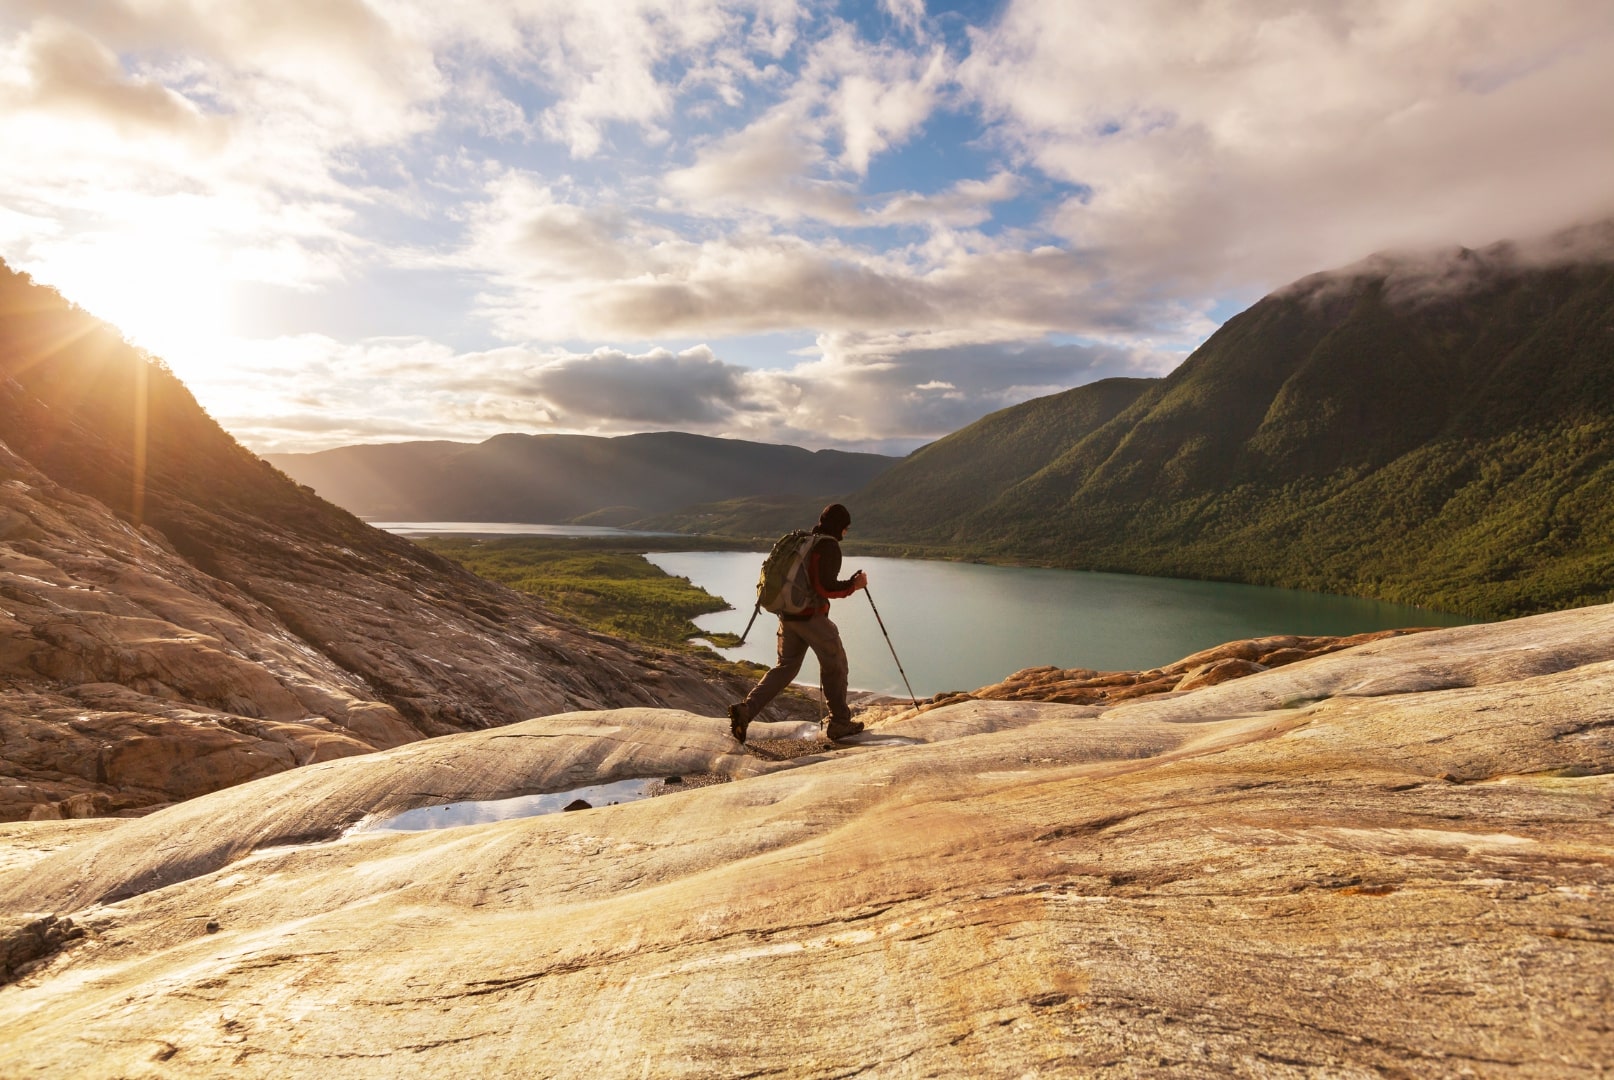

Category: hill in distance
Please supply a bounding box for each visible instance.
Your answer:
[267,432,897,524]
[843,222,1614,619]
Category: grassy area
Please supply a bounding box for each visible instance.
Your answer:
[420,535,753,651]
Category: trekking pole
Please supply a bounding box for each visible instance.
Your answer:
[863,585,918,709]
[736,602,761,646]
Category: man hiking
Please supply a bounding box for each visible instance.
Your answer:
[729,502,867,743]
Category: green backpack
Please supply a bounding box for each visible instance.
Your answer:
[757,530,823,615]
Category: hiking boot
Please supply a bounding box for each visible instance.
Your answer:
[825,718,864,741]
[728,703,749,744]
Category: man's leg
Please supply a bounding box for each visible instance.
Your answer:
[736,619,809,728]
[795,614,852,727]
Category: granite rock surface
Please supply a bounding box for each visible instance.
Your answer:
[1,604,1609,1076]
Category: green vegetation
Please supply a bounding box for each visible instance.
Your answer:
[630,494,830,540]
[842,247,1614,620]
[420,536,753,651]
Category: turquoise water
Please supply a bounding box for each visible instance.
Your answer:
[645,552,1473,698]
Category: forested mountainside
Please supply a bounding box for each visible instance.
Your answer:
[0,262,745,820]
[268,432,896,524]
[852,227,1614,618]
[852,377,1154,538]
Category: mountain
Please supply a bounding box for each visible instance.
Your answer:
[0,262,753,821]
[854,225,1614,618]
[853,377,1154,538]
[267,432,897,523]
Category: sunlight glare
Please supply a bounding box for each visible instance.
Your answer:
[40,230,238,387]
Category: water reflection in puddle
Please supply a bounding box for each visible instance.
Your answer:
[842,734,924,747]
[353,777,660,833]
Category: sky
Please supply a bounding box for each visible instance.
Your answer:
[2,1,1613,457]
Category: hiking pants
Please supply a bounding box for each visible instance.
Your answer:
[740,613,851,725]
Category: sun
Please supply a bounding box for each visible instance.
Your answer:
[37,230,238,385]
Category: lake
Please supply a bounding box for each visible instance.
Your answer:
[645,551,1472,698]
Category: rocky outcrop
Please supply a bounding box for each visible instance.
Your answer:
[859,629,1429,721]
[0,264,765,821]
[0,605,1609,1075]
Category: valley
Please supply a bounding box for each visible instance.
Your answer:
[1,226,1611,1075]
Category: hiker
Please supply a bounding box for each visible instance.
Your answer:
[729,502,867,743]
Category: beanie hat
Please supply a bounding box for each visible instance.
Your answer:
[817,502,851,535]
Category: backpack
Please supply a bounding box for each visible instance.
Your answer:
[756,530,824,615]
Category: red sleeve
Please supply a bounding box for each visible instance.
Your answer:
[809,543,857,599]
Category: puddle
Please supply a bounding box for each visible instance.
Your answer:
[351,777,660,833]
[841,734,925,747]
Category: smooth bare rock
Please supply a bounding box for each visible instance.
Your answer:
[0,606,1609,1075]
[1174,656,1266,691]
[0,708,788,914]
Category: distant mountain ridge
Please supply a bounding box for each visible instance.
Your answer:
[268,432,896,523]
[852,224,1614,618]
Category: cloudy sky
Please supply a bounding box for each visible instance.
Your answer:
[3,1,1612,455]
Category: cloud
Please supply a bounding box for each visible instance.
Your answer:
[418,341,758,427]
[463,169,1215,346]
[960,0,1614,293]
[1282,218,1614,309]
[662,108,861,223]
[663,21,951,221]
[459,174,636,282]
[872,172,1021,227]
[3,18,213,138]
[518,346,754,425]
[411,1,801,158]
[197,326,1179,457]
[747,332,1179,448]
[809,26,950,176]
[881,0,928,40]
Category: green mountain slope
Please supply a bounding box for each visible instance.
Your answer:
[268,431,896,523]
[853,377,1153,539]
[857,233,1614,618]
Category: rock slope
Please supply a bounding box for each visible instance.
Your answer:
[0,263,758,821]
[1,604,1609,1075]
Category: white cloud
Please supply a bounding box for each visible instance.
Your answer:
[663,20,951,222]
[197,324,1181,456]
[807,26,950,176]
[960,0,1614,292]
[872,171,1020,227]
[461,166,1216,348]
[663,108,861,223]
[2,18,214,138]
[881,0,927,40]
